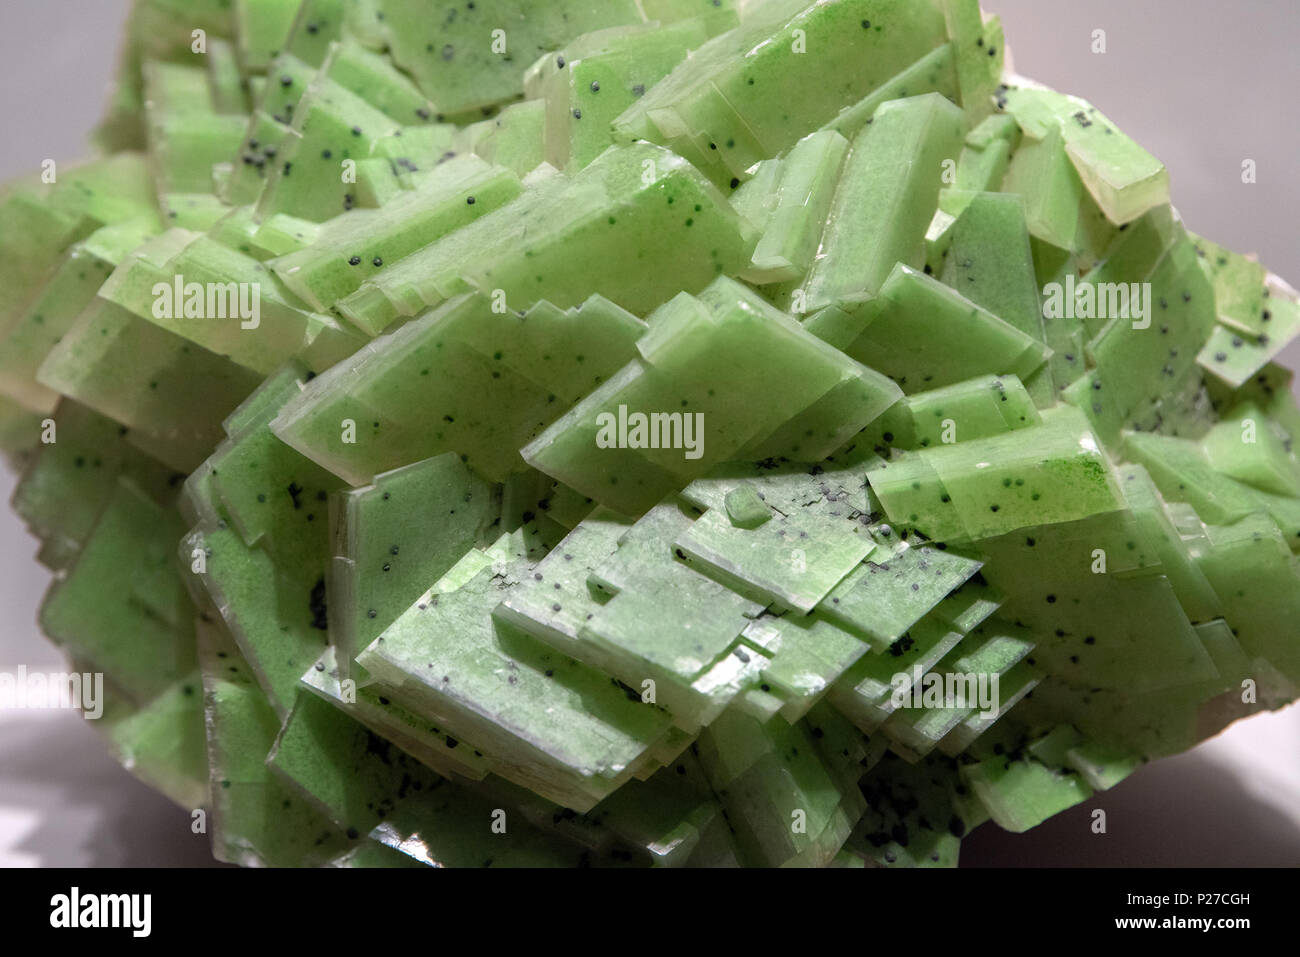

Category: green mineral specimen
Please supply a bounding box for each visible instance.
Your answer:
[2,0,1297,869]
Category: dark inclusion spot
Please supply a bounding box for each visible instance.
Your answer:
[309,577,328,630]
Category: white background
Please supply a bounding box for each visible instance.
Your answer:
[0,0,1296,866]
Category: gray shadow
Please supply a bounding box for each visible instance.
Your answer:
[960,749,1300,866]
[0,713,224,867]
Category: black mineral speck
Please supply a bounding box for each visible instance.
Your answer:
[309,577,328,630]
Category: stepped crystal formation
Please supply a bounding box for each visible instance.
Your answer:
[2,0,1298,867]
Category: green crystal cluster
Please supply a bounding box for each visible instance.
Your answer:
[2,0,1298,867]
